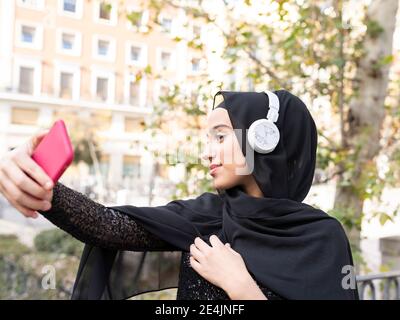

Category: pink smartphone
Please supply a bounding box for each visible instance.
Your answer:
[31,120,74,183]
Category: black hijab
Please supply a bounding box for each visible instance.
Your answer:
[71,89,359,300]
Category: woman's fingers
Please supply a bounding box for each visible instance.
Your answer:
[189,256,202,271]
[25,130,49,155]
[0,178,38,218]
[209,234,223,248]
[13,152,53,190]
[0,172,51,211]
[194,236,211,253]
[190,243,205,262]
[11,199,39,219]
[3,158,51,200]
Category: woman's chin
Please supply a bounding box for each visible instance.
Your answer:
[212,179,234,191]
[212,179,224,190]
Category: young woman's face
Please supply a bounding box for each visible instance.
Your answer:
[202,108,251,190]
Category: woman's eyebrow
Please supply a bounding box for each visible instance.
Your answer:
[210,124,232,131]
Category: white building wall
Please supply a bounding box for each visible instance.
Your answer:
[0,0,15,91]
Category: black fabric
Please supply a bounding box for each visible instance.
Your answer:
[71,89,359,300]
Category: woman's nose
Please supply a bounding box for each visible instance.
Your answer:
[202,142,216,162]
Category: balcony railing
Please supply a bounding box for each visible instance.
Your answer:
[356,271,400,300]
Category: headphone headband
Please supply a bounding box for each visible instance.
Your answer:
[211,90,281,154]
[264,90,279,123]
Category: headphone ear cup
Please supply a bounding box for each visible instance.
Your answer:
[247,119,280,154]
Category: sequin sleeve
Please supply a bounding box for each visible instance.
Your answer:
[38,182,180,252]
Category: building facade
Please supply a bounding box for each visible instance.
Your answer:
[0,0,210,198]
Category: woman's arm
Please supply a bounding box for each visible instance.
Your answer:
[38,182,179,252]
[0,132,177,252]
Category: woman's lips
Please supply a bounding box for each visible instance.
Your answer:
[209,164,222,176]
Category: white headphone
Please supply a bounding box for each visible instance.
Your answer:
[247,90,280,154]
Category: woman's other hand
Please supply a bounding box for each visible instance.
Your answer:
[189,235,267,299]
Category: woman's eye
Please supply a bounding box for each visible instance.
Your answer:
[216,134,225,142]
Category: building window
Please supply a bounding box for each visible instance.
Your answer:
[55,64,80,100]
[21,26,36,44]
[124,117,144,133]
[60,72,73,98]
[155,80,170,103]
[126,43,147,67]
[123,155,141,179]
[16,22,43,50]
[89,154,110,178]
[14,58,41,95]
[193,25,201,38]
[99,2,111,20]
[129,81,140,106]
[62,33,75,50]
[160,51,171,70]
[98,40,110,56]
[127,10,143,28]
[98,154,110,178]
[57,30,81,56]
[160,84,169,98]
[18,0,44,10]
[92,69,114,102]
[125,74,146,107]
[58,0,83,18]
[130,46,141,62]
[18,67,34,94]
[93,36,115,61]
[191,58,201,72]
[63,0,76,13]
[91,113,111,131]
[161,17,172,33]
[94,1,117,25]
[126,9,149,32]
[11,108,38,126]
[96,77,109,101]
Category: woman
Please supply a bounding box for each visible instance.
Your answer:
[0,89,359,300]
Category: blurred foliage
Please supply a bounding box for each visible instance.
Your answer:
[0,232,176,300]
[0,234,78,299]
[0,235,30,255]
[34,229,84,258]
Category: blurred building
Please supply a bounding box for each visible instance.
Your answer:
[0,0,211,198]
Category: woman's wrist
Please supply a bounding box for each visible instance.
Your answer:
[224,275,268,300]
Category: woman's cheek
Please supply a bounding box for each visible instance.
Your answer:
[223,134,245,166]
[217,165,242,189]
[213,137,244,188]
[222,136,236,165]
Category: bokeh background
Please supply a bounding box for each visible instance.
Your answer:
[0,0,400,299]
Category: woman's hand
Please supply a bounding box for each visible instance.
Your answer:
[189,235,267,300]
[0,130,54,219]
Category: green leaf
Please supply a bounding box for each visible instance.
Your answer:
[379,212,393,226]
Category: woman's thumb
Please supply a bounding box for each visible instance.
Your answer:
[26,130,49,154]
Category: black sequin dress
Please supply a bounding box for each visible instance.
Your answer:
[39,183,282,300]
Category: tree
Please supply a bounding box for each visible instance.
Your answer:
[332,0,399,253]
